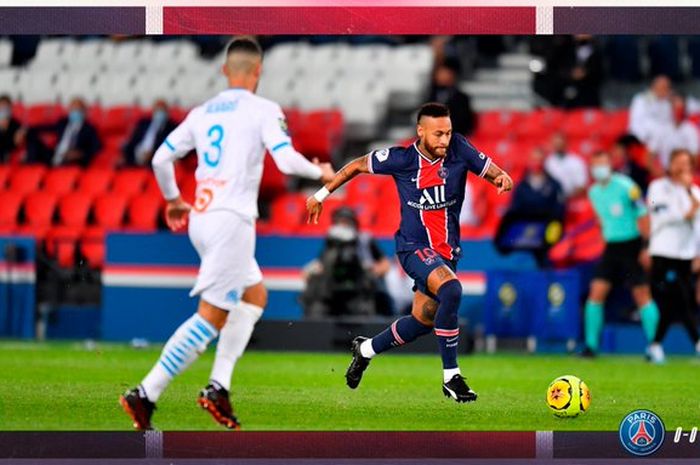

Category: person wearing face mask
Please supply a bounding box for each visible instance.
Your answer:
[646,149,700,363]
[648,93,700,171]
[582,150,660,360]
[26,97,101,167]
[301,206,391,318]
[0,95,26,163]
[544,131,589,198]
[122,99,177,167]
[427,58,477,137]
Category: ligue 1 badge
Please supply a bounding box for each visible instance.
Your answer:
[619,409,665,456]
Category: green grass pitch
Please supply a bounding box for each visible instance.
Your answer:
[1,340,697,431]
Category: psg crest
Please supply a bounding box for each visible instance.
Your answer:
[438,166,449,179]
[619,409,665,456]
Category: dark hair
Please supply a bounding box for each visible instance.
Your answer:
[0,94,11,105]
[417,102,450,123]
[226,37,263,57]
[331,206,358,228]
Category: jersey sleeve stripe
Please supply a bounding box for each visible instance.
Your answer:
[271,141,290,152]
[164,139,176,151]
[478,156,492,178]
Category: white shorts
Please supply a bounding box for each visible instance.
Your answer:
[188,210,262,312]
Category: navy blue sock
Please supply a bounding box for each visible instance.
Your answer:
[433,280,463,370]
[370,315,432,354]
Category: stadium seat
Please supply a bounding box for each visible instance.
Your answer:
[371,183,401,236]
[268,193,306,233]
[475,110,524,139]
[101,106,143,136]
[23,191,58,227]
[111,168,148,197]
[561,108,606,139]
[79,226,106,269]
[7,165,47,195]
[515,108,565,141]
[0,165,9,190]
[345,175,386,204]
[179,173,197,205]
[43,166,81,195]
[144,175,161,195]
[0,191,24,229]
[45,225,82,268]
[93,192,128,230]
[23,104,64,127]
[126,194,162,231]
[14,224,50,240]
[57,192,93,227]
[77,168,114,196]
[295,110,344,162]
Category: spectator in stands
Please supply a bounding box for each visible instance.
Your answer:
[510,147,566,220]
[628,75,673,144]
[428,57,477,137]
[26,97,101,167]
[648,93,700,170]
[122,99,177,167]
[611,134,652,193]
[545,132,588,198]
[0,95,26,163]
[300,207,392,318]
[497,147,565,267]
[536,35,603,108]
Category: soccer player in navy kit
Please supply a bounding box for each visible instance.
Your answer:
[307,103,513,402]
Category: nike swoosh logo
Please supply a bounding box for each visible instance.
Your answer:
[411,177,419,182]
[447,337,459,343]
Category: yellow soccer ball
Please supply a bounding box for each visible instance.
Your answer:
[546,375,591,418]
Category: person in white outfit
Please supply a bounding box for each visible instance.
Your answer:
[646,149,700,363]
[544,132,588,198]
[648,93,700,169]
[119,38,334,430]
[628,75,673,144]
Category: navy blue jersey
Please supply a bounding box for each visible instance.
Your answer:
[368,134,491,260]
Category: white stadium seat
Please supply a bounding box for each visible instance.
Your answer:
[0,69,20,99]
[33,38,77,69]
[18,68,59,104]
[98,73,140,106]
[0,39,13,68]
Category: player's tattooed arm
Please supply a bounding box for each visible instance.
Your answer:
[324,154,371,194]
[306,155,370,224]
[483,161,514,194]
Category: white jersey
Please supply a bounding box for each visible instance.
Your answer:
[152,88,322,219]
[647,177,700,260]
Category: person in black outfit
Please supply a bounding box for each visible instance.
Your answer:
[122,99,177,167]
[496,147,565,267]
[301,207,392,318]
[427,58,477,137]
[26,97,101,167]
[0,95,26,163]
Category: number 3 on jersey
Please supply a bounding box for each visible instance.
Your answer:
[204,124,224,167]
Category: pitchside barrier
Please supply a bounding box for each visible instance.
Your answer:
[101,233,535,342]
[0,236,35,339]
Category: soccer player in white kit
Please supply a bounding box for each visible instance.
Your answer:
[120,38,334,430]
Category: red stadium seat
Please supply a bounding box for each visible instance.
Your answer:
[102,106,143,136]
[45,225,82,268]
[260,152,287,202]
[561,108,606,139]
[80,226,105,269]
[23,191,58,227]
[111,168,148,197]
[345,173,386,204]
[0,191,24,229]
[7,165,47,194]
[23,104,65,127]
[515,108,566,141]
[179,173,197,205]
[93,192,128,230]
[601,109,629,141]
[269,193,306,233]
[0,165,9,190]
[77,168,114,196]
[144,174,161,195]
[475,110,523,139]
[14,224,50,240]
[169,106,189,124]
[294,110,344,162]
[371,183,401,236]
[58,192,93,227]
[126,194,163,231]
[43,166,81,195]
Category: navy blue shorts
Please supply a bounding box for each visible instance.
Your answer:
[397,247,458,299]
